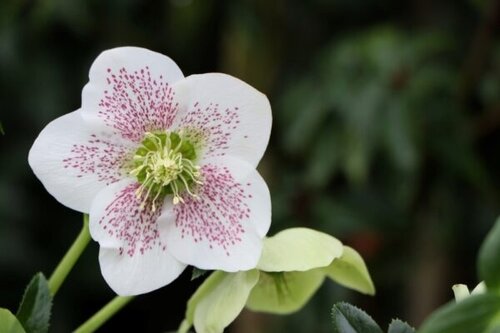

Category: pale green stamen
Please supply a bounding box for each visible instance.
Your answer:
[129,131,202,210]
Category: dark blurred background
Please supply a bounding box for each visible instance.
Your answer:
[1,0,500,332]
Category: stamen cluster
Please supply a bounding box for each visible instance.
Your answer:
[130,131,202,210]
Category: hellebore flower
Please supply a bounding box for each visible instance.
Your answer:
[179,228,375,333]
[29,47,272,295]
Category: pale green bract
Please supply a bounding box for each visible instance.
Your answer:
[324,245,376,295]
[246,269,325,314]
[178,228,375,333]
[256,227,343,271]
[179,270,259,333]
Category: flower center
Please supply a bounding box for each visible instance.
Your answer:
[130,131,202,210]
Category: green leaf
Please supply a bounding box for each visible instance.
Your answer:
[0,309,26,333]
[281,80,328,155]
[306,127,341,189]
[16,273,52,333]
[331,302,383,333]
[419,294,500,333]
[387,319,415,333]
[478,217,500,292]
[185,270,259,333]
[324,246,375,295]
[257,228,343,272]
[191,267,209,281]
[382,100,418,173]
[0,121,4,135]
[246,269,325,314]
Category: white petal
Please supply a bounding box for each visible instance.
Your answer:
[98,246,186,296]
[159,156,271,271]
[172,73,272,167]
[82,47,185,142]
[471,281,487,295]
[28,110,132,213]
[89,179,186,295]
[452,284,470,302]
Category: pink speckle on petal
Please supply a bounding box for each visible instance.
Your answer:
[62,134,129,184]
[174,164,251,256]
[99,183,164,257]
[179,102,240,158]
[98,66,179,142]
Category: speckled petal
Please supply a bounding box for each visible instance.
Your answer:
[89,178,186,295]
[159,156,271,271]
[29,109,133,213]
[82,47,184,142]
[171,73,272,167]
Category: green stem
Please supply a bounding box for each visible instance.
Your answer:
[48,214,91,295]
[177,319,192,333]
[73,296,134,333]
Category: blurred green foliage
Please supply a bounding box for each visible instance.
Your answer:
[1,0,500,332]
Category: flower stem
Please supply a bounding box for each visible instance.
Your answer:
[48,214,91,295]
[177,319,192,333]
[73,296,134,333]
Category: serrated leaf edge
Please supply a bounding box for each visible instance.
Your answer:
[16,273,52,333]
[388,318,415,333]
[331,301,383,333]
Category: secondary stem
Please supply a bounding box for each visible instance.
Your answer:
[48,214,91,295]
[73,296,135,333]
[177,319,192,333]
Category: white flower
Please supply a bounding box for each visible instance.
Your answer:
[29,47,272,296]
